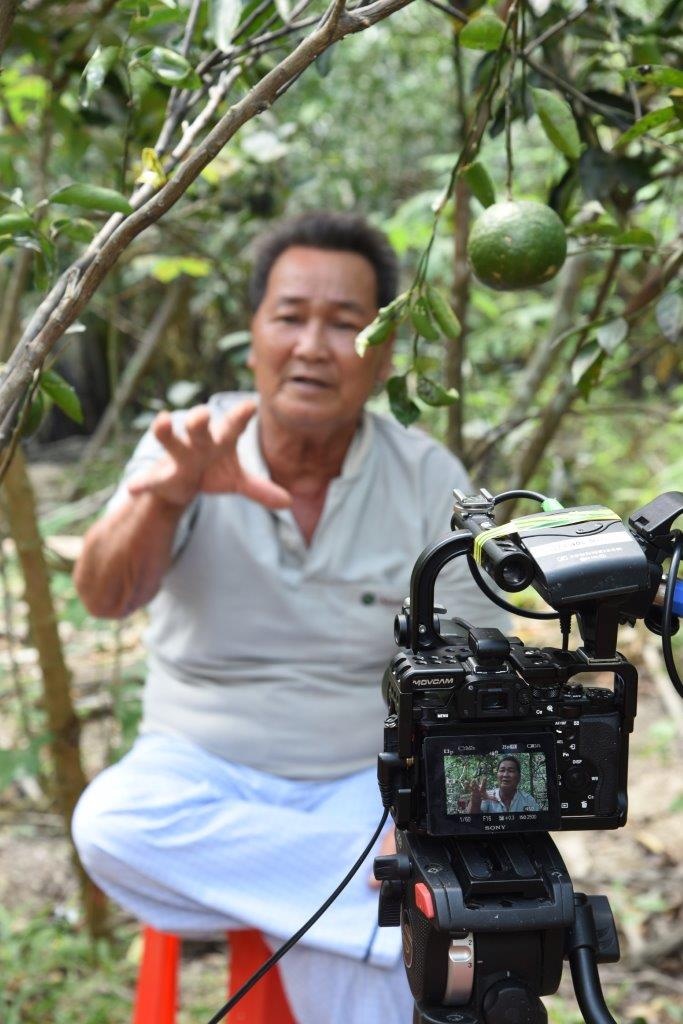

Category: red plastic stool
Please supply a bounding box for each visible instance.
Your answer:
[132,925,297,1024]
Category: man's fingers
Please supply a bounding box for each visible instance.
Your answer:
[127,460,177,496]
[212,399,258,447]
[152,411,190,461]
[185,405,213,449]
[239,473,292,510]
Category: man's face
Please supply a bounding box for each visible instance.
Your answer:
[248,246,392,434]
[497,760,520,790]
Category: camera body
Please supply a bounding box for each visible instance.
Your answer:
[381,627,636,837]
[378,492,683,841]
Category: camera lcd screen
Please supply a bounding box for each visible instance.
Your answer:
[423,734,560,835]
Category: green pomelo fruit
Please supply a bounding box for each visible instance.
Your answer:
[467,200,567,291]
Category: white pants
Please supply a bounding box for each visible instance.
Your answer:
[72,733,413,1024]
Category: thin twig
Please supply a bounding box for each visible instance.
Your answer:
[234,0,278,41]
[421,0,467,25]
[522,52,631,127]
[504,1,519,199]
[522,2,591,57]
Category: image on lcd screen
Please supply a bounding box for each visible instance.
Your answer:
[444,751,549,815]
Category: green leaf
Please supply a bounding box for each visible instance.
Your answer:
[0,70,48,125]
[51,218,96,243]
[613,228,656,247]
[622,65,683,89]
[355,292,408,357]
[0,735,51,788]
[596,318,628,355]
[615,105,676,147]
[571,218,620,239]
[209,0,242,51]
[416,376,458,407]
[0,211,34,235]
[149,256,212,282]
[426,286,460,338]
[532,88,582,161]
[217,329,251,352]
[355,315,395,358]
[386,376,420,427]
[571,341,604,399]
[379,291,409,320]
[135,46,198,86]
[79,45,120,108]
[460,161,496,208]
[413,355,441,374]
[50,183,132,215]
[459,13,506,52]
[20,390,46,438]
[39,370,83,424]
[410,296,440,341]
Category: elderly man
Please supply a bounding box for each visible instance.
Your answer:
[72,211,502,1024]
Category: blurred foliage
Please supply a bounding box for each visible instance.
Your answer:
[0,1,682,1018]
[0,0,679,507]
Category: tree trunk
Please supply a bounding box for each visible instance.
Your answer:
[0,0,18,61]
[2,447,108,937]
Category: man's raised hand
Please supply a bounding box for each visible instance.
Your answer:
[127,399,292,510]
[466,776,489,813]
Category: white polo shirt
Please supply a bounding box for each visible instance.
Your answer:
[110,393,505,779]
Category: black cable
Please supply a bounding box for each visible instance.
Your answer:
[467,554,559,620]
[569,947,618,1024]
[662,532,683,699]
[492,488,550,506]
[205,807,390,1024]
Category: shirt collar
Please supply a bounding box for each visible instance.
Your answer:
[236,402,375,485]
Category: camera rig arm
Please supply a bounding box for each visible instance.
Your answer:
[397,531,474,652]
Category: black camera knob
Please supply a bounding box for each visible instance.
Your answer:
[394,613,410,646]
[377,879,403,927]
[373,853,412,881]
[483,980,542,1024]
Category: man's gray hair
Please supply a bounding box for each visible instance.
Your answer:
[249,211,399,311]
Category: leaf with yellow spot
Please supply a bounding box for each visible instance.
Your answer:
[136,148,167,189]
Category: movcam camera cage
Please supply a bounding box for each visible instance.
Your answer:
[374,488,683,1024]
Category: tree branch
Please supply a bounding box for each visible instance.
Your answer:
[0,0,416,445]
[522,2,590,57]
[506,245,683,499]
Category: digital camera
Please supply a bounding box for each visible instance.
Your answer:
[378,489,683,840]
